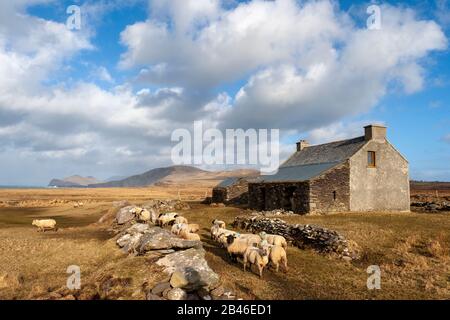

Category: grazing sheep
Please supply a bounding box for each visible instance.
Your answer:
[210,224,221,240]
[179,229,201,241]
[131,207,143,215]
[238,233,262,246]
[32,219,57,232]
[212,226,236,241]
[213,228,237,245]
[137,209,151,222]
[157,213,178,227]
[259,232,288,249]
[212,219,226,229]
[216,230,239,247]
[171,223,188,235]
[259,241,288,272]
[226,234,255,262]
[216,233,230,247]
[174,216,188,225]
[243,246,270,278]
[187,223,200,233]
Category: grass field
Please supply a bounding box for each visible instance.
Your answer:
[0,187,449,300]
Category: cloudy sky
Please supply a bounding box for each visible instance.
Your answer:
[0,0,449,186]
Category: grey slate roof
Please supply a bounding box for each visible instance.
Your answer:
[216,177,240,188]
[259,162,340,183]
[257,136,367,183]
[282,136,366,168]
[216,176,262,188]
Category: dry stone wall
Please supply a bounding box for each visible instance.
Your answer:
[233,216,360,260]
[113,202,235,300]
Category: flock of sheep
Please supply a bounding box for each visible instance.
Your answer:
[210,220,288,278]
[153,211,289,278]
[32,207,289,279]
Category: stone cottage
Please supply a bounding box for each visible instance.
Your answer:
[212,177,260,204]
[248,125,410,214]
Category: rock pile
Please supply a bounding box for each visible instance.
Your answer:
[411,201,450,212]
[141,199,191,212]
[145,248,234,301]
[232,216,360,260]
[113,203,235,300]
[116,224,202,255]
[248,209,295,217]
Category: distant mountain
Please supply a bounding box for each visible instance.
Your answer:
[89,166,207,188]
[48,166,260,189]
[105,175,128,182]
[48,175,101,188]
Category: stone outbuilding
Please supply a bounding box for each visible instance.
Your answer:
[248,125,410,214]
[212,177,260,204]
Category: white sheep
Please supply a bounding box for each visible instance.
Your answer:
[32,219,58,232]
[137,209,151,222]
[217,232,235,248]
[259,232,288,249]
[179,229,201,241]
[259,241,288,272]
[174,216,188,225]
[213,228,237,245]
[187,223,200,233]
[212,219,226,229]
[157,213,178,227]
[165,212,179,219]
[130,207,143,215]
[210,224,221,240]
[171,223,188,235]
[226,234,255,262]
[237,233,262,246]
[243,246,270,278]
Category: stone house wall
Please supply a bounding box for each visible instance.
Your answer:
[249,182,310,213]
[309,161,350,214]
[349,140,410,212]
[213,178,250,204]
[212,188,227,203]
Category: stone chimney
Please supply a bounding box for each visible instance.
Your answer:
[296,140,309,152]
[364,125,387,142]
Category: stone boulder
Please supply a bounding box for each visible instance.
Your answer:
[136,227,202,254]
[117,233,144,254]
[167,288,188,300]
[116,206,135,225]
[125,223,150,235]
[156,248,220,291]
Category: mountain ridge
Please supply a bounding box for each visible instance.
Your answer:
[48,165,260,188]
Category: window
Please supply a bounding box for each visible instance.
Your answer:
[368,151,376,167]
[333,191,337,201]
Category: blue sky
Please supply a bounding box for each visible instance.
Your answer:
[0,0,449,185]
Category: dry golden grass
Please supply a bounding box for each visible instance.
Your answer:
[0,187,449,300]
[181,205,450,300]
